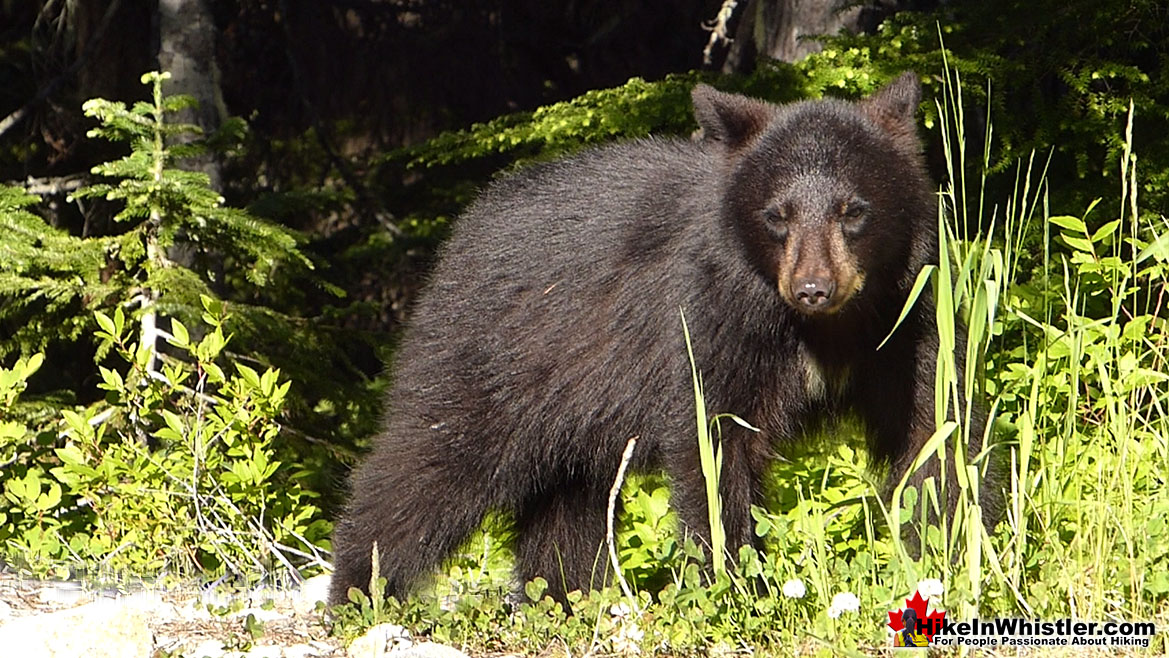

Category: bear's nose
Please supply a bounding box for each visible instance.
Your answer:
[794,277,835,308]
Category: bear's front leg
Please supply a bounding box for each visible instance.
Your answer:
[665,425,771,570]
[860,314,1001,548]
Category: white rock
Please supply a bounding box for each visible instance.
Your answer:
[0,598,12,621]
[36,581,87,605]
[282,643,326,658]
[187,638,227,658]
[244,646,283,658]
[296,574,332,614]
[120,590,181,619]
[391,643,469,658]
[346,623,413,658]
[0,599,152,658]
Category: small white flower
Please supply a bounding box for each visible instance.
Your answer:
[827,591,860,618]
[613,620,644,654]
[619,623,645,643]
[610,602,632,618]
[781,578,806,599]
[917,578,944,600]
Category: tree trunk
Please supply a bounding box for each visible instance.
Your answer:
[154,0,224,343]
[720,0,919,72]
[156,0,224,191]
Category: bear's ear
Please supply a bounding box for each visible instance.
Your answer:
[692,84,774,150]
[858,71,922,139]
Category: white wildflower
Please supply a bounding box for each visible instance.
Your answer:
[613,619,644,654]
[917,578,944,600]
[827,591,860,618]
[781,578,806,599]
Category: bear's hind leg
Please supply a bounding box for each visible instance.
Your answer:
[513,480,613,605]
[328,444,494,606]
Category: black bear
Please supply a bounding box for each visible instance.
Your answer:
[329,72,994,606]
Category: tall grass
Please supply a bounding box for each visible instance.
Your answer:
[919,54,1169,636]
[680,308,728,577]
[662,57,1169,649]
[996,99,1169,624]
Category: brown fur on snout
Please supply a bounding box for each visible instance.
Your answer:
[775,224,866,314]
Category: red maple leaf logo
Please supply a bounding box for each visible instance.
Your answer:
[887,590,947,642]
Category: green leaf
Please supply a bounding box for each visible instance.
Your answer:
[1136,230,1169,263]
[724,413,761,432]
[203,362,226,384]
[98,366,124,391]
[879,264,936,350]
[525,577,548,601]
[35,482,62,512]
[154,428,183,443]
[1061,234,1096,253]
[55,445,87,466]
[237,364,261,389]
[21,353,45,379]
[60,409,91,439]
[1090,219,1121,243]
[1048,215,1087,234]
[161,410,185,437]
[95,311,116,337]
[0,421,26,442]
[169,318,190,347]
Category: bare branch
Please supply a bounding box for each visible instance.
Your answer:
[702,0,740,66]
[606,435,639,609]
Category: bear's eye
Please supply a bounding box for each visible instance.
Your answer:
[840,200,869,234]
[761,207,788,240]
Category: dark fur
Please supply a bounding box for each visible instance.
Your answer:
[329,73,997,605]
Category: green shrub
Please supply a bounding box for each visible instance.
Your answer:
[0,296,330,580]
[0,72,331,581]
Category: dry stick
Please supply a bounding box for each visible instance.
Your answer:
[701,0,739,66]
[17,174,87,196]
[606,435,640,610]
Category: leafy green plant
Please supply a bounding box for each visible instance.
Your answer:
[0,71,375,484]
[1,72,310,362]
[0,353,63,567]
[0,71,333,580]
[0,295,330,579]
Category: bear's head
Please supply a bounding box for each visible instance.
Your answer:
[693,73,935,318]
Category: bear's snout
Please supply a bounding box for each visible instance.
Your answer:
[793,276,836,310]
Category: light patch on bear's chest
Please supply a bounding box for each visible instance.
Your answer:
[799,345,850,402]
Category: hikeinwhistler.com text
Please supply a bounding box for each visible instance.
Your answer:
[922,617,1156,648]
